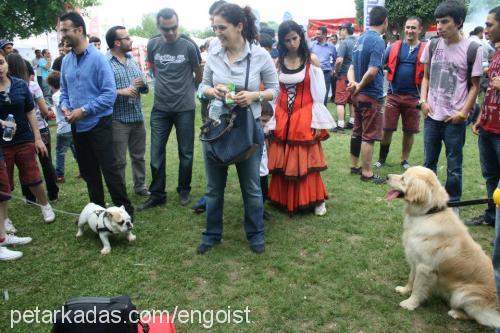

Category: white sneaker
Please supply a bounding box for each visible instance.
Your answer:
[0,246,23,261]
[4,218,16,234]
[315,202,327,216]
[41,204,55,223]
[0,234,32,246]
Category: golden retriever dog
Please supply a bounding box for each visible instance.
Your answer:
[387,166,500,327]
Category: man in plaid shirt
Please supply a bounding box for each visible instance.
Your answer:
[106,26,150,196]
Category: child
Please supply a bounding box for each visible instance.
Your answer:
[47,71,76,183]
[260,101,274,220]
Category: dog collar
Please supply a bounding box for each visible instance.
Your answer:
[425,206,446,215]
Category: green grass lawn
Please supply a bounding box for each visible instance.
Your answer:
[0,91,495,332]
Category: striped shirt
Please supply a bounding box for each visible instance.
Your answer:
[106,52,148,123]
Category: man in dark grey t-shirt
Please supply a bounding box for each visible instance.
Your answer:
[139,7,202,210]
[334,22,357,131]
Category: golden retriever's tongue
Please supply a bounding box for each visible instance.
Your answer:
[386,190,402,201]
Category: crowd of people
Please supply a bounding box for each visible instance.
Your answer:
[0,0,498,266]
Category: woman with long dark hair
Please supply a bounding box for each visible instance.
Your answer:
[7,53,59,203]
[267,20,335,215]
[0,52,55,224]
[197,3,279,254]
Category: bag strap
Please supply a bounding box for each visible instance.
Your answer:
[139,321,150,333]
[244,44,252,90]
[200,112,238,142]
[466,41,480,90]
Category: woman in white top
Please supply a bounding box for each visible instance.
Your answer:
[198,3,279,254]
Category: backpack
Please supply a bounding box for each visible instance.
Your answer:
[428,37,481,89]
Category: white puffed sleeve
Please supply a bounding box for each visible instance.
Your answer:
[266,101,277,131]
[309,64,336,129]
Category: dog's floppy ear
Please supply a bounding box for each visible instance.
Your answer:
[104,210,121,222]
[405,177,429,204]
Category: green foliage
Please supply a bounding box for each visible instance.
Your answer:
[129,14,190,39]
[192,28,215,39]
[355,0,364,27]
[260,21,280,32]
[0,0,99,39]
[129,14,157,39]
[386,0,443,31]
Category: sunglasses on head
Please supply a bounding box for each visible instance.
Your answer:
[160,25,178,33]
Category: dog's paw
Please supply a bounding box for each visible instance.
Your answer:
[447,309,470,320]
[76,230,83,238]
[101,248,111,255]
[399,299,419,311]
[395,286,411,295]
[127,233,136,242]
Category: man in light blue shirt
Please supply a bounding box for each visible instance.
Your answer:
[310,26,336,105]
[59,11,134,218]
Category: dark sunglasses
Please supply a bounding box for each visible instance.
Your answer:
[0,88,11,105]
[159,25,178,33]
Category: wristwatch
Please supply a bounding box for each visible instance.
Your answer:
[80,107,88,118]
[258,92,264,103]
[417,99,427,110]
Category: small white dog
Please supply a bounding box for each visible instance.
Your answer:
[76,203,135,255]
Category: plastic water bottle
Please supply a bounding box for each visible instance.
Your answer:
[2,114,15,142]
[209,99,225,125]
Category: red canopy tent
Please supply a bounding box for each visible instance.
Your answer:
[307,18,361,38]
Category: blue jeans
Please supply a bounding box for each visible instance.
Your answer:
[55,131,76,177]
[492,181,500,333]
[201,142,265,247]
[423,117,466,203]
[149,108,194,200]
[478,130,500,224]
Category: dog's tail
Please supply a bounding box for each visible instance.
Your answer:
[466,305,500,328]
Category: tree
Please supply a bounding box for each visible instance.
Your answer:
[192,28,215,39]
[0,0,98,39]
[129,14,191,39]
[129,14,157,39]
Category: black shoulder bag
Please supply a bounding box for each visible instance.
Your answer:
[51,295,149,333]
[200,49,262,166]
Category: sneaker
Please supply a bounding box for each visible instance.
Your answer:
[401,160,411,170]
[192,196,207,213]
[0,234,32,246]
[4,218,16,234]
[138,197,166,211]
[350,167,362,175]
[360,174,387,184]
[374,160,385,168]
[465,215,494,227]
[250,243,265,254]
[336,126,345,133]
[0,246,23,261]
[135,188,151,196]
[329,127,338,133]
[346,122,354,129]
[314,202,327,216]
[41,203,55,223]
[179,192,191,206]
[196,242,220,255]
[56,176,65,183]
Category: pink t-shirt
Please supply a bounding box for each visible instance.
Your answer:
[420,38,483,121]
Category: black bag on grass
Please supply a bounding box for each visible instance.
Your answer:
[51,295,148,333]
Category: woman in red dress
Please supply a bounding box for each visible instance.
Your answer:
[267,20,335,215]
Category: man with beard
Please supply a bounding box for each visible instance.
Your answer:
[106,26,150,196]
[59,12,134,218]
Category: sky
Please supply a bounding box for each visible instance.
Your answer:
[90,0,356,32]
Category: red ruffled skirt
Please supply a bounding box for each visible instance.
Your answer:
[267,131,329,213]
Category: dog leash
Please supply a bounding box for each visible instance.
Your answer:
[447,198,493,207]
[0,190,80,217]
